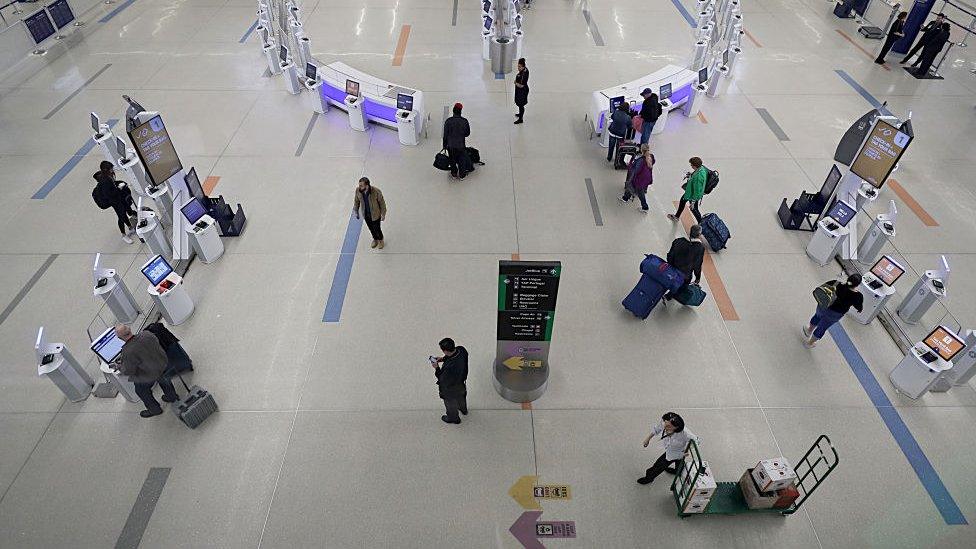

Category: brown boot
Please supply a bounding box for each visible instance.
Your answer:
[378,240,385,249]
[370,240,378,248]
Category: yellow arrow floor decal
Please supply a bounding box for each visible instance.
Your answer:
[502,356,544,371]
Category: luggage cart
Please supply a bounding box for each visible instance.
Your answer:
[671,435,839,517]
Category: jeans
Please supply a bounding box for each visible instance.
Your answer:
[134,377,179,413]
[364,217,383,241]
[642,453,680,483]
[622,188,649,210]
[809,305,845,338]
[640,120,655,144]
[442,393,468,422]
[607,134,621,162]
[674,198,702,223]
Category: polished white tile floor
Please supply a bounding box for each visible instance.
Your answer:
[1,0,976,547]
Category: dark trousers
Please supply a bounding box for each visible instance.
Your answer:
[916,51,938,75]
[875,34,898,61]
[442,393,468,422]
[447,147,467,177]
[643,453,681,483]
[675,198,702,223]
[112,203,135,235]
[607,134,621,162]
[517,104,525,120]
[134,377,179,413]
[903,39,927,64]
[622,188,649,210]
[364,217,384,241]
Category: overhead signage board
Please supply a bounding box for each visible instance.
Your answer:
[850,119,912,189]
[128,115,184,185]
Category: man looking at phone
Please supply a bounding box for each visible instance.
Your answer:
[430,338,468,425]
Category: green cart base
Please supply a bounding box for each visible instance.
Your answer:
[675,482,793,517]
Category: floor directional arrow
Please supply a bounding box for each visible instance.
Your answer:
[509,475,541,510]
[510,511,576,548]
[503,356,544,371]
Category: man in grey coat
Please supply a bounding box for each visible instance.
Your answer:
[113,324,179,417]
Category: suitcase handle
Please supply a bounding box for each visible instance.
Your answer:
[168,368,191,394]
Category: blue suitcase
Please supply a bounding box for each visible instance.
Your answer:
[622,274,666,319]
[639,254,686,292]
[701,213,731,252]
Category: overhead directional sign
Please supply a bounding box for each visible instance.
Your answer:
[509,476,572,510]
[510,511,576,548]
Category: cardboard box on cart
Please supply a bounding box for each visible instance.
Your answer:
[740,469,779,509]
[680,463,717,514]
[751,457,797,492]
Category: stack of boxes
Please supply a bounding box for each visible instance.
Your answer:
[739,457,800,510]
[678,462,717,514]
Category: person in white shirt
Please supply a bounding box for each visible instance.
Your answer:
[638,412,699,485]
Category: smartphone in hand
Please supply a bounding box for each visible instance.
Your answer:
[428,356,437,365]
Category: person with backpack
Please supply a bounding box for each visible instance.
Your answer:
[803,274,864,348]
[638,412,699,485]
[668,157,706,223]
[443,102,471,180]
[92,160,137,244]
[606,101,631,163]
[637,88,662,145]
[619,144,654,213]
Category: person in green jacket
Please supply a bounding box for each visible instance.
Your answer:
[668,157,706,223]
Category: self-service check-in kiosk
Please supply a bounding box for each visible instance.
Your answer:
[482,19,493,61]
[857,201,896,266]
[115,136,152,197]
[279,45,301,95]
[896,256,949,325]
[91,113,122,166]
[344,79,367,131]
[725,45,742,74]
[142,255,194,325]
[135,199,172,259]
[890,325,964,399]
[854,182,879,211]
[92,253,140,324]
[651,84,673,136]
[181,198,224,264]
[36,327,94,402]
[147,182,173,229]
[806,200,855,266]
[263,39,283,76]
[930,329,976,392]
[850,255,905,325]
[90,326,140,403]
[706,60,730,97]
[303,63,327,114]
[683,67,709,118]
[395,92,421,146]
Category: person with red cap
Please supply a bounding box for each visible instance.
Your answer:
[443,102,471,179]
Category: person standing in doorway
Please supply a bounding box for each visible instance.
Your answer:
[638,88,662,145]
[514,58,529,124]
[900,13,946,65]
[606,101,631,163]
[430,338,468,425]
[619,144,654,213]
[638,412,699,485]
[443,102,471,179]
[803,274,864,348]
[353,177,387,249]
[92,161,137,244]
[112,325,179,418]
[668,157,706,223]
[875,11,907,64]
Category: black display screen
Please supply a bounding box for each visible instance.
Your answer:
[24,10,56,45]
[46,0,75,29]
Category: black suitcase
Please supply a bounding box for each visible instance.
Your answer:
[170,372,217,429]
[465,146,485,165]
[614,142,639,170]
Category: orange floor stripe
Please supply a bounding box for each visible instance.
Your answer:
[392,25,411,66]
[835,29,890,71]
[674,202,740,321]
[511,253,520,260]
[521,402,532,410]
[697,112,708,124]
[743,28,763,48]
[203,176,220,195]
[887,179,939,227]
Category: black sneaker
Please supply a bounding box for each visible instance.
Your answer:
[441,415,461,424]
[162,395,178,403]
[140,409,163,418]
[637,477,652,485]
[460,409,468,416]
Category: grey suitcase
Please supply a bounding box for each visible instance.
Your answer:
[171,372,217,429]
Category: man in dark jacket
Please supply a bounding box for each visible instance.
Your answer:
[113,325,179,418]
[900,13,946,65]
[431,337,468,424]
[914,23,951,76]
[93,161,137,244]
[664,225,705,300]
[442,103,471,180]
[638,88,662,145]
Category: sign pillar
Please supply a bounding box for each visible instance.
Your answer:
[494,260,561,403]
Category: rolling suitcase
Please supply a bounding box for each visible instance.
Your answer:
[639,254,686,292]
[170,371,217,429]
[700,213,731,252]
[614,142,639,170]
[674,283,707,306]
[622,274,666,319]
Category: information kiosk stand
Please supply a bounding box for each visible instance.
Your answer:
[806,201,855,266]
[91,114,123,166]
[931,330,976,392]
[344,79,367,131]
[263,40,283,76]
[115,137,151,196]
[279,46,301,95]
[706,63,730,97]
[142,255,194,325]
[896,257,949,325]
[90,327,139,403]
[303,64,327,114]
[181,199,224,264]
[36,327,93,402]
[395,93,421,146]
[147,183,174,229]
[684,68,709,117]
[135,206,172,259]
[92,253,140,324]
[889,326,964,399]
[849,255,904,325]
[856,202,896,266]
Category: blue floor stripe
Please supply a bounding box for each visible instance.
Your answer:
[322,214,363,322]
[98,0,138,23]
[495,73,505,79]
[239,19,259,44]
[834,70,893,116]
[32,119,119,199]
[670,0,697,28]
[829,324,967,525]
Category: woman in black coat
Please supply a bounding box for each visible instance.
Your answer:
[514,58,529,124]
[875,11,907,64]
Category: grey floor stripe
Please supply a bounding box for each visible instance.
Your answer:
[755,107,790,141]
[584,178,604,226]
[0,254,58,326]
[115,468,171,549]
[452,0,459,25]
[43,64,112,120]
[582,10,605,46]
[294,113,320,157]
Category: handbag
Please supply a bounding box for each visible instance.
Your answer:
[632,114,643,131]
[813,280,840,308]
[433,149,452,171]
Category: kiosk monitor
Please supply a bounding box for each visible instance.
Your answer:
[698,67,708,84]
[128,115,183,185]
[516,14,522,30]
[850,119,913,189]
[305,62,317,81]
[115,136,127,158]
[180,197,208,225]
[825,200,856,228]
[396,93,414,111]
[24,9,57,45]
[484,16,493,31]
[659,83,672,100]
[923,326,967,362]
[90,327,125,364]
[869,255,906,287]
[483,0,491,12]
[722,48,729,66]
[817,165,842,204]
[609,95,625,112]
[141,255,173,286]
[46,0,75,29]
[184,167,205,199]
[90,112,100,133]
[345,79,360,97]
[279,45,288,64]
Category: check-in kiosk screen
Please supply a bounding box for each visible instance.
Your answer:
[923,326,966,362]
[609,95,625,112]
[46,0,75,29]
[305,63,317,81]
[346,79,360,97]
[129,115,184,185]
[722,48,729,66]
[279,45,288,63]
[870,255,905,286]
[141,255,173,286]
[850,120,912,189]
[115,137,127,158]
[659,83,672,100]
[516,15,522,30]
[24,9,56,44]
[396,93,413,111]
[698,67,708,83]
[184,167,205,198]
[90,327,125,364]
[825,200,855,227]
[484,16,493,31]
[483,0,491,12]
[180,198,208,224]
[819,165,842,202]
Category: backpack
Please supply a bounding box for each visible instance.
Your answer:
[92,186,112,209]
[704,169,719,194]
[813,280,840,308]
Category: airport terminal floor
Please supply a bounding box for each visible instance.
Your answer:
[2,0,976,547]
